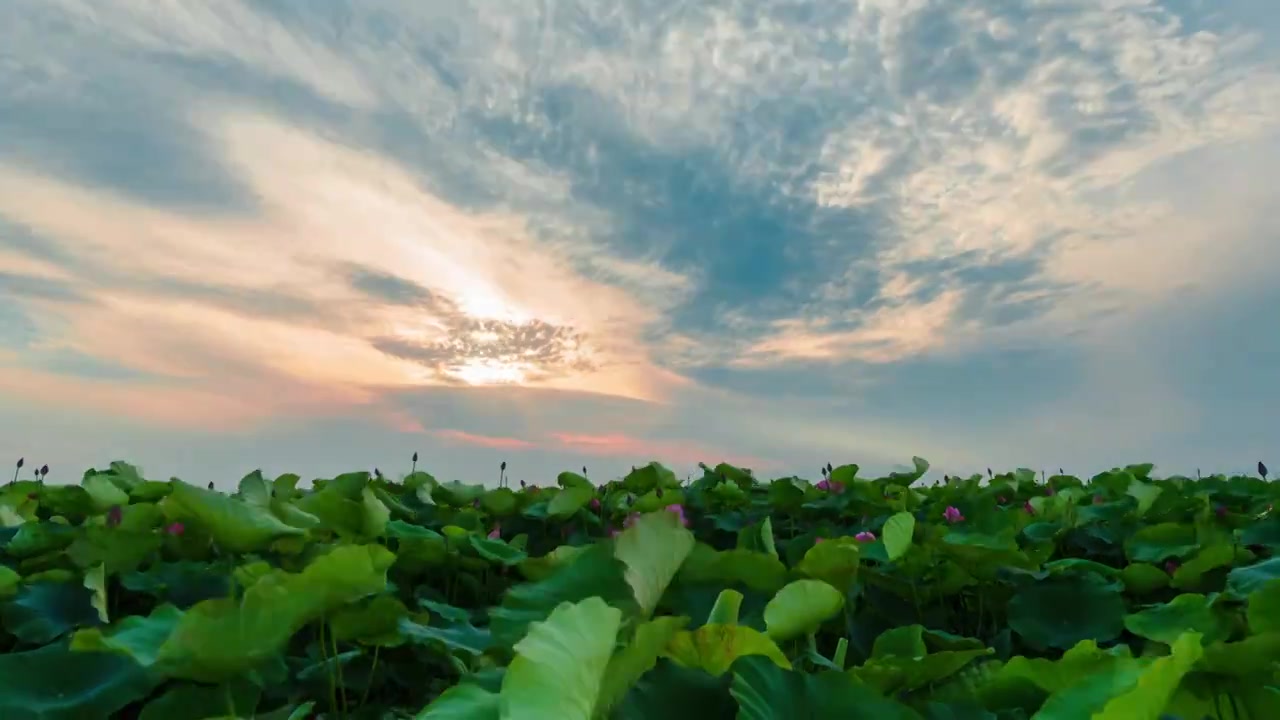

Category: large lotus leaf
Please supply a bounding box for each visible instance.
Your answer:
[129,481,174,502]
[489,541,636,648]
[138,679,262,720]
[269,497,321,530]
[1007,574,1126,651]
[1125,480,1163,517]
[856,649,994,696]
[996,639,1136,693]
[236,470,272,506]
[83,474,130,513]
[1119,563,1170,594]
[154,544,393,681]
[736,517,778,558]
[763,579,844,642]
[1035,632,1203,720]
[1124,593,1231,646]
[118,502,164,532]
[557,472,593,490]
[481,488,519,516]
[163,480,304,552]
[612,659,739,720]
[0,565,20,598]
[120,561,229,608]
[796,537,862,591]
[679,544,788,594]
[329,594,409,646]
[498,597,622,720]
[361,486,390,538]
[615,510,696,616]
[1195,632,1280,678]
[665,623,791,676]
[1170,543,1235,590]
[1248,579,1280,633]
[1124,522,1198,563]
[400,615,494,656]
[6,521,77,558]
[417,682,501,719]
[293,487,364,538]
[71,602,184,668]
[622,462,680,493]
[432,481,487,507]
[729,654,922,720]
[882,511,916,561]
[596,615,689,715]
[85,563,108,622]
[38,485,95,517]
[468,535,528,566]
[1227,557,1280,597]
[66,526,162,575]
[0,641,158,720]
[547,485,595,519]
[2,580,102,644]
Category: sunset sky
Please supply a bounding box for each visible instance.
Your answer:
[2,0,1277,488]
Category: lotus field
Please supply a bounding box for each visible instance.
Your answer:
[1,456,1279,719]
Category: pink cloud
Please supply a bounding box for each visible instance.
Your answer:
[432,429,538,450]
[547,432,774,469]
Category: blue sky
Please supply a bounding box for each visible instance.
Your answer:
[1,0,1277,488]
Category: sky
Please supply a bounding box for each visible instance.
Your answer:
[1,0,1278,489]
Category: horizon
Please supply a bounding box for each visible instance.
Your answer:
[3,1,1278,489]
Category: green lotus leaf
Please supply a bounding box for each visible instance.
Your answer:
[498,596,622,720]
[163,480,304,552]
[763,579,844,642]
[615,509,696,616]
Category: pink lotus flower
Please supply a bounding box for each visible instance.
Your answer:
[816,479,831,491]
[590,498,601,510]
[664,503,689,527]
[943,506,964,523]
[1024,501,1035,515]
[487,524,501,540]
[1165,559,1180,574]
[997,496,1006,504]
[623,512,641,528]
[854,531,876,542]
[609,528,621,538]
[165,522,184,536]
[814,537,824,544]
[1045,486,1055,496]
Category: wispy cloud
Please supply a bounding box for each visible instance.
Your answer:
[2,0,1277,484]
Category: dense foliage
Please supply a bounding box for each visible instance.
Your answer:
[0,456,1278,719]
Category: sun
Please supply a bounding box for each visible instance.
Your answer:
[449,359,530,386]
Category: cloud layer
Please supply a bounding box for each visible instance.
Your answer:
[2,0,1278,486]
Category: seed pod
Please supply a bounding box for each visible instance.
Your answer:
[40,464,48,477]
[15,458,23,469]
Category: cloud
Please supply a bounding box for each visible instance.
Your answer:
[2,0,1278,484]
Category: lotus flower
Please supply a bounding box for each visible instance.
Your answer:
[943,506,964,523]
[816,479,831,491]
[814,537,825,544]
[1045,485,1055,496]
[165,522,184,536]
[1023,501,1035,515]
[106,505,123,528]
[590,498,601,510]
[997,496,1006,504]
[623,512,641,529]
[1164,559,1180,575]
[487,524,501,540]
[855,531,876,542]
[664,503,689,527]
